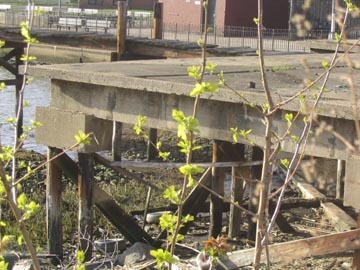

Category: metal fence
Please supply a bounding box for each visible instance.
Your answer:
[1,11,360,53]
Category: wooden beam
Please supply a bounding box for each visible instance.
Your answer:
[52,149,155,246]
[223,229,360,269]
[321,202,356,232]
[78,153,94,261]
[46,147,63,264]
[111,160,263,168]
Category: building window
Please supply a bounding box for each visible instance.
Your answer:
[88,0,103,5]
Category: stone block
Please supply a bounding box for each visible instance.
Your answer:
[35,106,113,153]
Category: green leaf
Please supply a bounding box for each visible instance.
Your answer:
[187,65,201,80]
[172,109,185,123]
[179,164,204,176]
[322,61,330,69]
[335,32,342,42]
[182,214,194,223]
[0,258,8,270]
[17,193,27,209]
[291,135,299,143]
[280,159,290,168]
[0,82,5,90]
[159,151,170,161]
[77,250,85,263]
[150,248,176,268]
[17,235,24,246]
[253,17,259,25]
[197,39,204,48]
[0,40,5,48]
[163,185,180,205]
[285,113,294,127]
[205,63,217,73]
[74,130,91,145]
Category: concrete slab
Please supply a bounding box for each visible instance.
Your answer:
[35,106,113,153]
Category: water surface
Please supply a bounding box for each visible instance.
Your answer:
[0,67,50,153]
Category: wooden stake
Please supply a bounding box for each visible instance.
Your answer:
[116,0,127,60]
[228,166,244,238]
[153,2,163,39]
[147,128,157,161]
[210,141,225,238]
[112,122,123,161]
[78,153,94,261]
[46,147,63,264]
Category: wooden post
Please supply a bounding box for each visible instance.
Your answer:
[209,141,225,238]
[152,2,163,39]
[116,0,127,60]
[112,122,123,161]
[228,166,245,238]
[78,153,94,261]
[248,146,263,241]
[46,147,63,264]
[147,128,157,161]
[336,159,344,199]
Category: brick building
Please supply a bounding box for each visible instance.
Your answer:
[160,0,289,28]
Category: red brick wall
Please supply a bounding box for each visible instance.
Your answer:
[224,0,289,28]
[160,0,203,26]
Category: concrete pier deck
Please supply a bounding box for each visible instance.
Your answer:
[30,53,359,158]
[28,52,360,208]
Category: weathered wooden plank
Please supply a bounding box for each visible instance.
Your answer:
[46,147,63,264]
[223,229,360,269]
[294,180,326,200]
[52,149,155,246]
[78,153,94,261]
[321,202,356,232]
[228,166,245,238]
[111,160,263,168]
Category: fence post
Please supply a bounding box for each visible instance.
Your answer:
[242,27,245,47]
[214,25,217,45]
[287,33,290,52]
[188,23,190,43]
[228,26,231,47]
[175,23,177,40]
[271,29,275,51]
